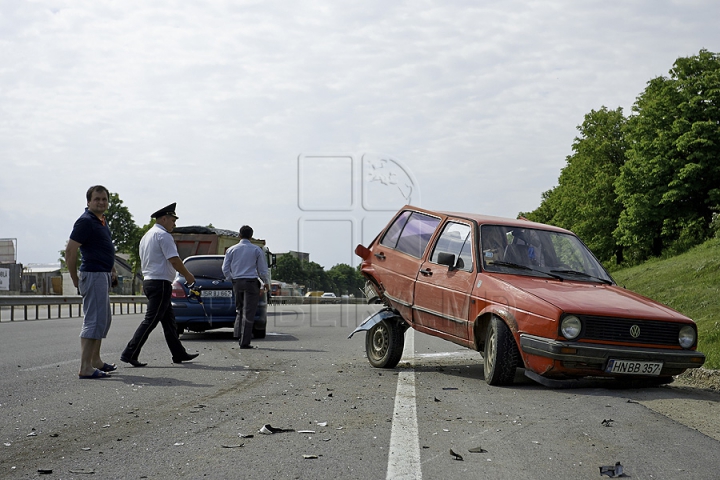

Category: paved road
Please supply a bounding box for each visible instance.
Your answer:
[1,305,719,479]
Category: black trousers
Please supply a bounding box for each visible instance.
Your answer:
[122,279,187,360]
[232,278,260,346]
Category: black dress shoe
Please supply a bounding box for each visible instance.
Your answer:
[172,352,199,363]
[120,356,147,368]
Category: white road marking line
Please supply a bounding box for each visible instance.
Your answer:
[387,328,422,480]
[21,359,78,372]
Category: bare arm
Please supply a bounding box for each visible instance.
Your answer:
[169,256,195,285]
[65,239,82,288]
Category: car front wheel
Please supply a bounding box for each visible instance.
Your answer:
[484,316,519,385]
[366,319,405,368]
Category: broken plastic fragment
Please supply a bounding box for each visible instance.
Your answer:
[599,462,625,477]
[601,419,614,427]
[238,433,254,438]
[468,446,488,453]
[298,430,316,434]
[449,449,464,461]
[69,468,95,474]
[316,421,328,427]
[221,444,244,448]
[37,469,52,474]
[259,424,295,434]
[303,454,318,459]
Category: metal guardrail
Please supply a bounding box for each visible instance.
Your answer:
[0,295,148,322]
[269,296,368,305]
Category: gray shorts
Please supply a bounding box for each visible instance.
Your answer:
[79,271,112,339]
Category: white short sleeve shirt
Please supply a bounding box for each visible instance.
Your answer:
[140,224,180,282]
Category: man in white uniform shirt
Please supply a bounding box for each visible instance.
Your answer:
[222,225,269,349]
[120,203,199,367]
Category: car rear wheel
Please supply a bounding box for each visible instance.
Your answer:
[253,328,266,339]
[366,319,405,368]
[484,316,519,385]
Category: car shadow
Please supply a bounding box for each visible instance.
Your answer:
[180,330,300,342]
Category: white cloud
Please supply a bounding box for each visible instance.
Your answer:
[1,0,718,268]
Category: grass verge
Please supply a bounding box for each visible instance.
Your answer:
[611,238,720,369]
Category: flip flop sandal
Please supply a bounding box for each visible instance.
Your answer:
[100,363,118,372]
[79,369,109,379]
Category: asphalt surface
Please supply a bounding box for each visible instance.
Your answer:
[1,304,719,479]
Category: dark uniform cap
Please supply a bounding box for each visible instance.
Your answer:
[151,203,178,219]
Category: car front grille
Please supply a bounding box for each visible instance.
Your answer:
[580,315,685,346]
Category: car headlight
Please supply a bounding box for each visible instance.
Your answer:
[560,315,582,340]
[678,325,696,349]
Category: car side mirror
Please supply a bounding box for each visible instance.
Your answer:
[437,252,457,269]
[355,244,372,260]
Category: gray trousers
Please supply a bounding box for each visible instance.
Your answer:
[232,278,260,346]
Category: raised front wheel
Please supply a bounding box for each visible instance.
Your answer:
[365,319,405,368]
[484,316,519,385]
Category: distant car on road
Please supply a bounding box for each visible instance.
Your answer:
[321,292,336,298]
[350,206,705,387]
[171,255,266,338]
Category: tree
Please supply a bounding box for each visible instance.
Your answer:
[615,49,720,262]
[106,192,139,255]
[274,254,305,285]
[327,263,365,296]
[523,107,628,263]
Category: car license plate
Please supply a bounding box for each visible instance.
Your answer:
[201,290,232,298]
[605,359,663,376]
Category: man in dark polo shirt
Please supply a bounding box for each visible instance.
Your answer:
[120,203,199,367]
[66,185,118,379]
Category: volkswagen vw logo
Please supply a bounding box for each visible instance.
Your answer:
[629,325,641,338]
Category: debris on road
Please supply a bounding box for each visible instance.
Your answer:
[303,454,319,459]
[599,462,626,477]
[449,449,464,461]
[468,446,488,453]
[601,419,615,427]
[69,468,95,474]
[37,469,52,474]
[259,424,295,434]
[238,433,254,438]
[221,444,244,448]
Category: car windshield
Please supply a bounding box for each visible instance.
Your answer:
[480,225,613,283]
[183,257,225,279]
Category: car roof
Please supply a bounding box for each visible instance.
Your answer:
[401,205,572,234]
[184,255,225,260]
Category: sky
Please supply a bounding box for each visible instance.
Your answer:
[1,0,718,270]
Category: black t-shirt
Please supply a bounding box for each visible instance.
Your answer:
[69,208,115,272]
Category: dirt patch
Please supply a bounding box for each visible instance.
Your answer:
[630,368,720,442]
[672,367,720,392]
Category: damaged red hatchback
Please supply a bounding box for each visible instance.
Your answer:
[350,206,705,386]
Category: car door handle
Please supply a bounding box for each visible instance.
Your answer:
[374,252,386,260]
[419,268,433,276]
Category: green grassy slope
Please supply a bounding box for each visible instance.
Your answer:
[610,238,720,369]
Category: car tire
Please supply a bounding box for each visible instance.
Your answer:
[366,319,405,368]
[253,329,266,339]
[484,316,519,386]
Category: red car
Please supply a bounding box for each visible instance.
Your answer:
[350,206,705,386]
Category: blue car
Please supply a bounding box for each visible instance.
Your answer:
[171,255,267,337]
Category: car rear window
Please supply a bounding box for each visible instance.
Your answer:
[381,211,440,258]
[183,257,225,278]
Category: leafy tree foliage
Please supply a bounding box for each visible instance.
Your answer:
[615,49,720,261]
[327,263,365,296]
[523,107,627,263]
[106,192,139,254]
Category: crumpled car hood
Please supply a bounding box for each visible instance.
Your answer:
[497,275,689,321]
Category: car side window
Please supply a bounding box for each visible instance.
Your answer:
[380,210,411,248]
[390,211,440,258]
[431,222,473,271]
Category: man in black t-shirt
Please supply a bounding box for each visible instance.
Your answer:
[66,185,118,379]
